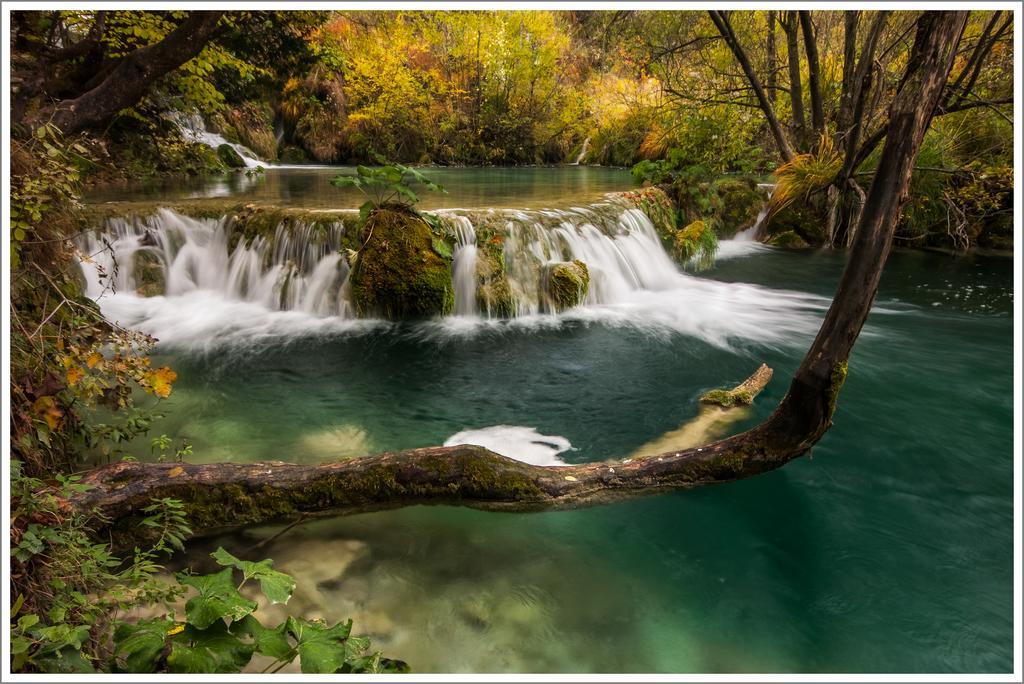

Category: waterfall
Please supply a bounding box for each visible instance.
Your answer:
[449,216,479,316]
[571,137,591,165]
[169,112,269,168]
[79,209,352,316]
[78,197,825,349]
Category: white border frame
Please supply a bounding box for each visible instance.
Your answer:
[2,2,1020,682]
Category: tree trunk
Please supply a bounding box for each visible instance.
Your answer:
[799,11,825,140]
[766,11,778,103]
[69,11,969,540]
[838,11,860,138]
[45,12,224,135]
[783,11,807,150]
[709,10,795,161]
[829,11,890,247]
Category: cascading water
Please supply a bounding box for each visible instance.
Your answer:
[449,216,479,316]
[169,112,268,168]
[78,196,826,350]
[571,137,591,165]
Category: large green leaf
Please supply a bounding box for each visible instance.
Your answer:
[179,568,257,629]
[285,616,352,674]
[166,621,255,673]
[113,618,174,673]
[210,547,296,604]
[230,615,294,662]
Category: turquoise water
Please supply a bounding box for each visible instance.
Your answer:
[84,165,636,209]
[148,247,1014,673]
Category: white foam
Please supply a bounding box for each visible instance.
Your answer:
[444,426,572,466]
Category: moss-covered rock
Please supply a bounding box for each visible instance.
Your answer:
[620,187,677,241]
[349,207,455,319]
[540,260,589,312]
[475,250,517,317]
[765,201,826,246]
[217,143,246,168]
[767,230,811,249]
[714,177,765,238]
[671,220,718,269]
[133,250,165,297]
[278,145,310,164]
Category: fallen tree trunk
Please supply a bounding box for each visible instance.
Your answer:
[78,368,779,535]
[70,11,968,539]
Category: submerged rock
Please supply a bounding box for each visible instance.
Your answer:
[350,207,455,319]
[540,260,589,312]
[217,143,246,168]
[133,250,165,297]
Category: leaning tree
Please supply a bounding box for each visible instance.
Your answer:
[69,11,972,540]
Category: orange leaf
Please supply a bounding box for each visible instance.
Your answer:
[148,366,178,398]
[66,366,84,386]
[86,352,103,368]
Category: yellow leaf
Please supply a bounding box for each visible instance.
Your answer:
[32,396,63,430]
[86,352,103,368]
[148,366,178,398]
[66,366,84,386]
[168,466,184,477]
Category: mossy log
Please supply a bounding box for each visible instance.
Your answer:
[72,364,779,537]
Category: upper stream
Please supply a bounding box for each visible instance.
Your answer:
[80,168,1014,673]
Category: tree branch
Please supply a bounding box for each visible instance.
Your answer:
[46,11,225,135]
[708,10,796,160]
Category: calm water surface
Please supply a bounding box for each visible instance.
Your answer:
[142,247,1013,673]
[84,165,637,209]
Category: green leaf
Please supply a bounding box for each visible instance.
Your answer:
[113,618,173,673]
[359,200,375,224]
[392,183,419,205]
[178,568,257,629]
[34,646,95,673]
[210,547,296,604]
[17,614,39,631]
[431,236,453,259]
[286,616,352,674]
[166,621,255,673]
[230,615,294,661]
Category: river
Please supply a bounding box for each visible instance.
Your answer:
[81,166,1013,673]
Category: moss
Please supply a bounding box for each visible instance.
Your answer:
[217,143,246,168]
[827,360,849,421]
[222,102,278,161]
[279,145,310,164]
[767,230,811,249]
[540,260,589,312]
[349,207,455,319]
[699,387,754,408]
[619,187,677,241]
[766,202,826,246]
[713,177,765,238]
[133,250,164,297]
[672,220,718,268]
[474,248,517,317]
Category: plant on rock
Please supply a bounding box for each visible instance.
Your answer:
[330,157,445,223]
